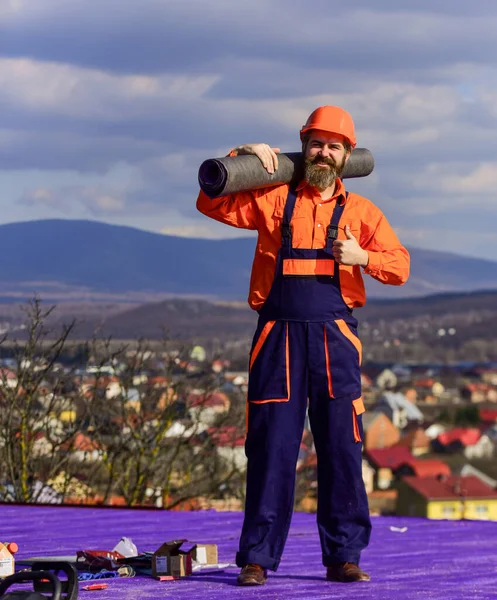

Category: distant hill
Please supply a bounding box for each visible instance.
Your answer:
[0,219,496,301]
[70,289,497,341]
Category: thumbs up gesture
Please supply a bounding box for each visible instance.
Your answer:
[332,225,369,267]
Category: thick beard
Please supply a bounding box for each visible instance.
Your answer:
[304,155,346,191]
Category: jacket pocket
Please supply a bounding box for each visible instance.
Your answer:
[248,320,290,404]
[352,397,365,443]
[324,319,362,401]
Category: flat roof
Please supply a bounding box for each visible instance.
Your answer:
[4,505,497,599]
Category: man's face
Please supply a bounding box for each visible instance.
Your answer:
[303,130,350,191]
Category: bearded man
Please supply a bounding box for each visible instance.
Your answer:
[196,106,410,586]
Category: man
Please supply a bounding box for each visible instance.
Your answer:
[196,106,410,586]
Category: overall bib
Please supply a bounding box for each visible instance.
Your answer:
[236,186,372,571]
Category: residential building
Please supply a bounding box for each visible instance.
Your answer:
[187,391,231,426]
[461,383,497,403]
[464,434,495,460]
[365,446,414,490]
[396,426,431,456]
[397,476,497,521]
[375,391,424,429]
[434,428,482,453]
[362,411,400,450]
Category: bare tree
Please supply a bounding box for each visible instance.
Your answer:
[0,298,84,503]
[0,300,248,509]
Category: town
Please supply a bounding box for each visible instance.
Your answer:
[1,300,496,522]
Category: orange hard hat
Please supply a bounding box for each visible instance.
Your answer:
[300,106,356,148]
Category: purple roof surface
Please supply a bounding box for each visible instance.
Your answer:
[3,505,497,599]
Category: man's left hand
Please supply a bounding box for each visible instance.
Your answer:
[332,225,369,267]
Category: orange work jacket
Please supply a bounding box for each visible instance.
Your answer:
[196,178,410,311]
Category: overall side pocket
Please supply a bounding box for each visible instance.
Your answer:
[323,319,362,401]
[247,320,290,404]
[352,397,365,443]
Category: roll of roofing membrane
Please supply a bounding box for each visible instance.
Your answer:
[198,148,374,198]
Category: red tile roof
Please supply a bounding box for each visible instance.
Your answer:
[366,446,413,469]
[206,426,245,447]
[437,428,482,447]
[405,459,451,478]
[480,409,497,423]
[413,378,436,388]
[403,475,497,500]
[188,392,230,408]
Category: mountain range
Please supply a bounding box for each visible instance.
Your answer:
[0,219,496,302]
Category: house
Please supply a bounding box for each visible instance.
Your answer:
[224,372,249,389]
[479,409,497,425]
[122,387,141,411]
[0,368,18,388]
[476,367,497,386]
[413,378,445,399]
[147,376,169,388]
[212,360,230,374]
[397,475,497,521]
[434,428,482,453]
[464,434,495,460]
[361,412,400,450]
[47,471,94,504]
[375,391,424,429]
[64,433,104,462]
[365,447,414,490]
[461,383,497,404]
[32,432,54,458]
[207,426,246,471]
[396,427,431,456]
[105,377,122,400]
[164,420,208,438]
[424,423,447,440]
[376,369,397,390]
[187,391,231,426]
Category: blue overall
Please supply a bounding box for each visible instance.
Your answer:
[236,186,371,571]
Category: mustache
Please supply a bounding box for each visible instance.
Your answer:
[309,156,337,167]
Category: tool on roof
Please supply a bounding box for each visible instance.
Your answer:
[0,561,78,600]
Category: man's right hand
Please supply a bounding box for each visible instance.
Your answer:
[233,144,281,174]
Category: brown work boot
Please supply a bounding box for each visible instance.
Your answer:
[237,564,268,586]
[326,562,370,582]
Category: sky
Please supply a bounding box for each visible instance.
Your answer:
[1,0,497,259]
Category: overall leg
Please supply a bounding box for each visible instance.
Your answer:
[307,321,371,567]
[236,321,308,571]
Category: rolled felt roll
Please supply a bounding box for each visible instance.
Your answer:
[198,148,374,198]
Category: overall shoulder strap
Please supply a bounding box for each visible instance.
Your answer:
[281,186,298,250]
[326,191,348,249]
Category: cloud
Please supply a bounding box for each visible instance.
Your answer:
[1,0,497,260]
[3,1,497,77]
[19,185,127,216]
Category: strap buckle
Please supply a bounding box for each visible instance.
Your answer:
[281,223,292,239]
[327,224,338,240]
